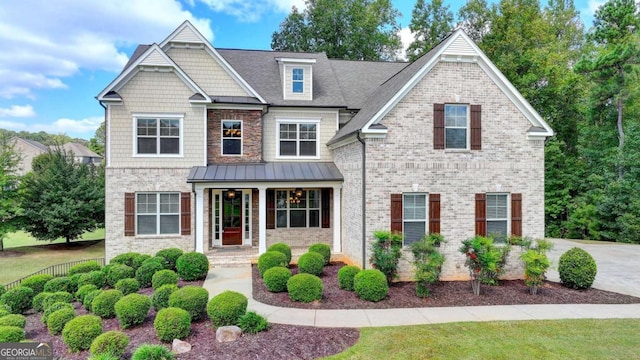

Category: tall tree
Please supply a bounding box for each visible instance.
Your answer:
[88,121,105,156]
[271,0,402,60]
[406,0,454,61]
[0,135,22,251]
[457,0,494,43]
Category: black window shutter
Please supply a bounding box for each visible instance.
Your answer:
[321,188,331,228]
[390,193,403,233]
[434,104,445,149]
[470,105,481,150]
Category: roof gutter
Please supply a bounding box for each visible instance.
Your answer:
[356,130,367,269]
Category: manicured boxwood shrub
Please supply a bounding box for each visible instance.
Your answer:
[263,266,291,292]
[115,278,140,296]
[267,242,292,265]
[90,331,130,358]
[152,284,179,311]
[353,269,388,302]
[0,286,34,314]
[237,311,269,334]
[32,291,53,312]
[297,251,325,276]
[257,251,288,277]
[21,274,54,295]
[83,289,103,312]
[0,314,26,328]
[206,290,248,327]
[176,252,209,281]
[46,307,76,335]
[78,270,106,289]
[286,273,323,303]
[152,270,179,290]
[105,264,135,287]
[338,265,361,291]
[41,291,73,310]
[62,314,103,352]
[168,285,209,321]
[115,293,151,329]
[110,252,145,271]
[0,306,10,318]
[559,247,598,289]
[68,273,82,294]
[135,259,164,288]
[76,284,98,303]
[156,248,184,271]
[44,276,74,293]
[92,289,123,319]
[309,243,331,265]
[42,302,74,324]
[131,344,175,360]
[154,307,191,342]
[69,260,102,276]
[0,285,5,298]
[0,326,25,342]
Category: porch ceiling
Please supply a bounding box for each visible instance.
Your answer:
[187,162,344,183]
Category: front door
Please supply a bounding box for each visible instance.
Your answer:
[222,191,242,245]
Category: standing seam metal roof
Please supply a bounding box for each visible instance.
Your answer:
[187,162,344,183]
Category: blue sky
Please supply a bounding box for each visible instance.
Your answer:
[0,0,603,140]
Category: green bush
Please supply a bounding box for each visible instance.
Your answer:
[297,251,325,276]
[46,307,76,335]
[267,242,292,265]
[176,252,209,281]
[168,285,209,321]
[32,291,53,312]
[0,286,34,314]
[131,344,175,360]
[263,266,291,292]
[76,284,98,303]
[115,293,151,329]
[44,276,74,293]
[68,273,81,294]
[115,278,140,296]
[0,314,26,328]
[88,354,120,360]
[353,269,388,302]
[286,273,323,303]
[411,235,445,298]
[206,291,248,327]
[90,331,130,358]
[559,247,598,289]
[154,307,191,342]
[337,265,361,291]
[41,291,73,310]
[92,289,123,319]
[78,270,106,289]
[237,311,269,334]
[257,251,288,277]
[309,243,331,265]
[105,264,135,287]
[69,260,102,276]
[62,315,103,352]
[152,270,179,290]
[84,289,103,312]
[110,252,145,271]
[42,302,74,324]
[0,326,24,342]
[370,231,403,284]
[20,274,54,295]
[0,304,9,318]
[0,285,4,298]
[156,248,184,271]
[152,284,179,311]
[135,259,164,288]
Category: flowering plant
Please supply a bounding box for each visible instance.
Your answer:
[459,236,502,295]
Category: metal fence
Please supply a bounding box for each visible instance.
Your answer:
[3,258,105,290]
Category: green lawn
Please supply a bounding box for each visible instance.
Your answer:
[2,228,105,249]
[325,319,640,360]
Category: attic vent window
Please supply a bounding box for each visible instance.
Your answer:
[292,68,304,93]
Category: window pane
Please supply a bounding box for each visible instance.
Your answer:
[160,215,179,234]
[137,119,157,136]
[445,128,466,149]
[223,139,241,155]
[403,194,426,220]
[137,194,157,214]
[292,68,304,81]
[160,120,179,136]
[137,138,157,154]
[279,124,297,139]
[222,121,242,137]
[404,222,425,246]
[160,138,179,154]
[276,210,287,227]
[299,124,316,139]
[299,141,316,156]
[137,215,156,234]
[159,193,179,214]
[487,194,508,219]
[487,220,507,242]
[309,210,320,227]
[280,141,297,156]
[308,190,320,208]
[290,210,306,227]
[276,191,288,209]
[292,81,303,93]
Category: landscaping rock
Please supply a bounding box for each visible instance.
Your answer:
[216,326,242,342]
[172,339,192,354]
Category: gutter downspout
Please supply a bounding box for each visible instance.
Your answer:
[356,130,366,269]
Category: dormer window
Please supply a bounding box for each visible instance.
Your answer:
[277,57,316,101]
[292,68,304,93]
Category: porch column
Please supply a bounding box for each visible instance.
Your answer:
[258,186,267,254]
[332,185,342,253]
[194,186,204,253]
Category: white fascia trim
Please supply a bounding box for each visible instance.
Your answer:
[193,181,343,192]
[276,58,317,64]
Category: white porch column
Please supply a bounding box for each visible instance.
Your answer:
[332,185,342,253]
[194,186,204,253]
[258,186,267,254]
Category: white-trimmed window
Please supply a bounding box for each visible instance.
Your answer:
[275,189,320,228]
[221,120,242,155]
[135,115,182,155]
[403,193,427,246]
[277,120,319,158]
[136,193,180,235]
[486,193,509,241]
[292,68,304,93]
[445,104,468,149]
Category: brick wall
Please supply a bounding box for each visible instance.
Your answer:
[207,109,262,164]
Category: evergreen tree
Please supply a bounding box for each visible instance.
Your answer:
[0,135,22,251]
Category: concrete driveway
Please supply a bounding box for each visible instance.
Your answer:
[547,239,640,297]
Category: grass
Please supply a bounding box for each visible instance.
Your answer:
[2,228,105,249]
[325,319,640,360]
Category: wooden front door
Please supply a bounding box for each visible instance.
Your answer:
[222,191,242,245]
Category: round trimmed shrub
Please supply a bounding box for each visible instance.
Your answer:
[152,284,179,311]
[132,344,175,360]
[176,252,209,281]
[41,291,73,310]
[32,291,53,312]
[267,242,292,265]
[206,290,248,327]
[286,273,323,303]
[263,266,291,292]
[105,264,135,287]
[0,286,34,314]
[237,311,269,334]
[257,251,288,277]
[62,314,103,352]
[92,289,123,318]
[46,307,75,335]
[559,247,597,290]
[0,314,26,328]
[115,293,151,328]
[110,252,144,271]
[21,274,54,295]
[84,289,103,312]
[0,326,24,342]
[115,278,140,296]
[156,248,184,271]
[42,302,74,324]
[0,306,10,318]
[168,285,209,321]
[44,276,74,293]
[154,307,191,342]
[135,259,164,288]
[68,273,81,294]
[90,330,130,358]
[338,265,361,291]
[78,270,106,288]
[76,284,98,303]
[354,269,388,302]
[309,243,331,265]
[69,260,102,276]
[152,270,179,290]
[298,251,325,276]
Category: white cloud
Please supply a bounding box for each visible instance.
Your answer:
[0,105,36,118]
[587,0,606,15]
[396,27,415,61]
[196,0,306,22]
[0,116,103,138]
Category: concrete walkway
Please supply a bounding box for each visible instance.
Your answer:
[202,239,640,328]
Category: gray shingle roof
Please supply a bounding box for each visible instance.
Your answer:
[23,139,48,152]
[187,162,343,183]
[60,143,101,158]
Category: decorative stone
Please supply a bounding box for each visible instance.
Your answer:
[216,326,242,342]
[172,339,192,354]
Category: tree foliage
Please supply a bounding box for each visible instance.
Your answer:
[88,122,105,156]
[406,0,453,61]
[0,134,22,251]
